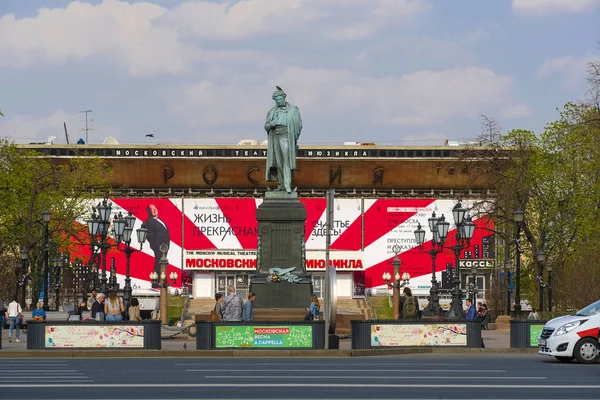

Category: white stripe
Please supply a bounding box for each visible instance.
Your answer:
[185,369,506,373]
[205,375,546,380]
[0,370,79,373]
[175,362,471,366]
[1,383,598,389]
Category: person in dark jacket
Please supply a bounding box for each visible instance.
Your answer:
[242,293,256,321]
[465,298,477,320]
[91,293,106,320]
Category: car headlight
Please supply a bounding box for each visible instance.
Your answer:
[554,320,587,336]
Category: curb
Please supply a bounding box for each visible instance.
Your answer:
[0,347,537,358]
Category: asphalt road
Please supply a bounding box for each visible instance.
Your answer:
[1,354,599,399]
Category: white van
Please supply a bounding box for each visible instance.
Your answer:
[538,300,600,363]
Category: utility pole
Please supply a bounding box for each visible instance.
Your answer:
[78,109,93,144]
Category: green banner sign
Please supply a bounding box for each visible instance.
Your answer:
[530,324,545,347]
[215,326,313,348]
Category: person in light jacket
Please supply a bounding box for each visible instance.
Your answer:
[242,292,256,322]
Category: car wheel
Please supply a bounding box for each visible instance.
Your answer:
[573,338,599,364]
[554,356,573,363]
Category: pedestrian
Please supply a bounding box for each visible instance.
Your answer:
[222,286,243,322]
[31,302,46,321]
[104,290,125,321]
[465,298,477,321]
[305,294,320,320]
[91,292,105,320]
[7,296,23,343]
[211,293,224,321]
[128,298,142,321]
[87,289,97,311]
[401,287,419,320]
[242,292,256,322]
[0,300,7,330]
[527,308,540,321]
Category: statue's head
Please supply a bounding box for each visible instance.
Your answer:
[272,87,287,107]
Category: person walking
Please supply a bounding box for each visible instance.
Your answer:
[222,286,243,322]
[242,293,256,322]
[7,296,23,343]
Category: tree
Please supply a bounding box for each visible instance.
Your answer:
[0,139,112,305]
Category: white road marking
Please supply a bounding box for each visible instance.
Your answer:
[205,375,547,380]
[185,369,507,373]
[0,370,79,373]
[175,362,471,366]
[1,383,598,389]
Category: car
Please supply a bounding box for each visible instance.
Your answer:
[538,300,600,363]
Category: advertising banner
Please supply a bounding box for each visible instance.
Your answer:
[370,324,467,347]
[530,324,545,347]
[361,199,494,289]
[215,325,313,348]
[45,325,144,348]
[184,250,364,271]
[181,198,362,251]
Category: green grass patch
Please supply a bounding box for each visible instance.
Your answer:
[167,295,186,325]
[370,296,394,320]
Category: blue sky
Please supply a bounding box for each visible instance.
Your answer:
[0,0,598,145]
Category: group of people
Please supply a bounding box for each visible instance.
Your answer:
[87,289,142,322]
[212,287,256,321]
[465,299,489,327]
[0,297,48,343]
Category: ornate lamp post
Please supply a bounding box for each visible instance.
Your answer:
[536,250,546,312]
[504,259,513,315]
[513,208,524,313]
[546,262,553,312]
[437,201,476,320]
[381,245,410,319]
[86,197,113,294]
[19,249,29,307]
[470,262,478,305]
[42,209,52,311]
[116,211,148,312]
[149,243,178,325]
[414,212,444,318]
[53,257,64,311]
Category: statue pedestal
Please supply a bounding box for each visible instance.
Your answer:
[251,194,312,309]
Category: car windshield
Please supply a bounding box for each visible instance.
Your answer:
[576,300,600,316]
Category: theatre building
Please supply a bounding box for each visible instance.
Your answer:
[24,143,495,304]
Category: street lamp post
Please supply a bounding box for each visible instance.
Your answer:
[513,208,524,313]
[470,262,478,305]
[86,197,113,294]
[442,202,476,320]
[504,260,513,315]
[546,262,553,312]
[42,209,52,311]
[382,245,410,319]
[149,243,177,325]
[53,257,64,311]
[19,249,29,307]
[536,250,546,312]
[116,211,148,312]
[414,212,444,318]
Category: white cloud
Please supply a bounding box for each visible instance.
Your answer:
[0,0,430,75]
[512,0,599,15]
[537,54,598,88]
[0,0,196,76]
[170,65,529,135]
[0,110,122,144]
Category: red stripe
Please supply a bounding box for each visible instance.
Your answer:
[363,199,436,249]
[300,198,327,242]
[214,198,259,248]
[112,198,184,248]
[331,212,362,250]
[576,328,599,339]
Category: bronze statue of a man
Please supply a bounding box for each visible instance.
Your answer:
[264,86,303,193]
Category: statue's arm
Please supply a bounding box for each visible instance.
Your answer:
[264,110,274,132]
[295,107,303,141]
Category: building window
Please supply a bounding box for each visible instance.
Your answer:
[311,275,325,299]
[215,273,249,300]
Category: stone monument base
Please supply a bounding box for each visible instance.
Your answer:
[250,276,313,309]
